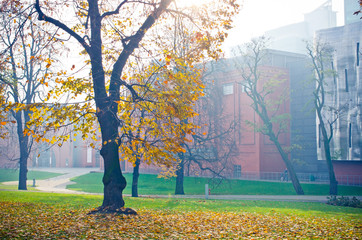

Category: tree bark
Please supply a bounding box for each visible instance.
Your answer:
[34,0,173,214]
[16,111,29,190]
[270,133,304,195]
[100,142,126,209]
[132,158,140,197]
[97,107,127,210]
[320,119,338,195]
[175,155,184,195]
[18,150,28,190]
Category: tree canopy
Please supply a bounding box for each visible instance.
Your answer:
[29,0,239,212]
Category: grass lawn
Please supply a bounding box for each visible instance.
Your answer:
[0,191,361,239]
[68,172,362,196]
[0,184,39,191]
[0,168,63,183]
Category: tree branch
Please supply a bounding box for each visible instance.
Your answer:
[101,0,128,19]
[34,0,90,53]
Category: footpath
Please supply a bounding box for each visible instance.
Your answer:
[2,167,99,194]
[3,167,360,203]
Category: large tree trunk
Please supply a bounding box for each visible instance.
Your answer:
[96,109,128,211]
[100,141,126,209]
[175,156,184,195]
[132,158,140,197]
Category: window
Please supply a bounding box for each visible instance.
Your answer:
[87,147,92,163]
[357,42,360,67]
[331,62,336,85]
[348,123,352,148]
[233,164,241,178]
[345,69,349,92]
[223,83,234,95]
[318,124,321,148]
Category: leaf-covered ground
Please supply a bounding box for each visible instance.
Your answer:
[1,201,361,239]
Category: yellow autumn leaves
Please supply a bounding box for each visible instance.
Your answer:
[118,57,204,173]
[0,201,360,239]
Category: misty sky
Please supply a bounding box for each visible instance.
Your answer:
[223,0,345,51]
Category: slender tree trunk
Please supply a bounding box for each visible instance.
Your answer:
[132,158,140,197]
[18,138,29,190]
[270,134,304,195]
[321,125,338,195]
[175,155,184,195]
[16,111,29,190]
[18,151,28,190]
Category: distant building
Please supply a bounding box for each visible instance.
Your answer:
[201,50,311,177]
[315,21,362,178]
[344,0,361,25]
[265,0,337,54]
[0,121,101,169]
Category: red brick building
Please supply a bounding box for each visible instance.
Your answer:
[206,58,290,177]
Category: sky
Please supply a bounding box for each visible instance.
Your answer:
[222,0,345,52]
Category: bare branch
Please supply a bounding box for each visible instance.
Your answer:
[101,0,128,19]
[34,0,90,53]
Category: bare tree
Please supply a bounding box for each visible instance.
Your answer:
[0,3,59,189]
[233,37,304,195]
[175,65,238,195]
[306,40,342,195]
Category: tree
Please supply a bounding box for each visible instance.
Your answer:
[141,12,238,195]
[353,0,362,18]
[233,37,304,195]
[34,0,239,213]
[175,64,238,194]
[121,10,222,197]
[0,83,9,140]
[306,40,340,195]
[119,61,204,197]
[0,2,61,189]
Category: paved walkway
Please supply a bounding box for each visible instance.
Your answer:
[149,194,332,202]
[2,167,360,203]
[2,167,100,194]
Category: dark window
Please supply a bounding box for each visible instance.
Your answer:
[233,165,241,178]
[318,124,321,148]
[345,69,349,92]
[349,123,352,148]
[331,62,336,85]
[357,42,360,67]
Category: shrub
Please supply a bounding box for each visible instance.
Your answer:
[327,196,362,208]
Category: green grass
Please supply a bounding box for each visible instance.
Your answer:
[0,184,39,191]
[1,191,360,239]
[0,191,361,219]
[68,172,362,196]
[0,168,63,183]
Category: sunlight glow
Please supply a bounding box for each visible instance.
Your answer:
[175,0,212,8]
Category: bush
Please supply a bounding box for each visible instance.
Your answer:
[327,196,362,208]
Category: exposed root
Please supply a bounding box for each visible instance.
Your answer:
[88,206,138,215]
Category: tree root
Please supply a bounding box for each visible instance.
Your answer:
[88,206,138,215]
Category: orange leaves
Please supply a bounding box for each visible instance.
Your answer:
[44,58,52,69]
[165,54,172,65]
[117,58,205,173]
[0,201,360,239]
